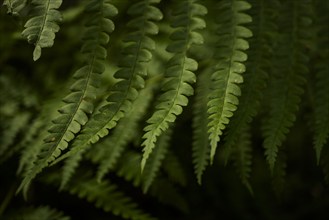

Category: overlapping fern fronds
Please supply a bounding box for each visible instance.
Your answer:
[207,0,252,163]
[261,0,312,171]
[18,0,118,194]
[50,0,163,167]
[141,0,207,170]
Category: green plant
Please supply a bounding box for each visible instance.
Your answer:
[0,0,328,219]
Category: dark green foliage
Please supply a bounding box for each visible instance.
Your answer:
[1,0,328,219]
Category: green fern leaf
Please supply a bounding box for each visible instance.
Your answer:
[207,0,252,163]
[93,84,154,182]
[141,0,207,170]
[68,172,156,220]
[221,0,278,163]
[142,128,172,193]
[313,9,329,163]
[21,0,63,61]
[17,0,118,195]
[262,1,312,171]
[192,69,211,184]
[49,0,163,165]
[232,125,253,194]
[3,206,70,220]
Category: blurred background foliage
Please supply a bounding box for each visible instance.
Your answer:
[0,0,328,220]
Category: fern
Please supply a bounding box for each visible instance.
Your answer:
[221,0,278,163]
[313,5,329,163]
[262,0,312,171]
[192,69,211,184]
[64,172,156,220]
[49,0,163,165]
[21,0,63,61]
[3,206,70,220]
[17,0,118,195]
[142,128,172,193]
[207,0,252,163]
[231,125,253,193]
[141,0,207,170]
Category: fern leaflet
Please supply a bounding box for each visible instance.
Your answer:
[207,0,252,163]
[142,128,172,193]
[141,0,207,170]
[221,0,278,163]
[192,69,211,184]
[262,1,312,171]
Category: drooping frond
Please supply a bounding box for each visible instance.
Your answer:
[3,0,27,16]
[231,125,253,194]
[50,0,163,165]
[21,0,63,61]
[272,151,287,197]
[262,0,312,171]
[17,0,118,195]
[141,0,207,170]
[221,0,278,163]
[67,173,156,220]
[207,0,252,163]
[3,206,70,220]
[142,128,172,193]
[313,3,329,163]
[91,83,154,182]
[192,69,211,184]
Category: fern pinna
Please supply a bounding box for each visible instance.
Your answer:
[207,0,252,163]
[141,0,207,170]
[18,0,118,194]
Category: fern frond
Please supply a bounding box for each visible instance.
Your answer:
[3,0,27,16]
[50,0,163,165]
[221,0,279,163]
[231,125,253,194]
[3,206,70,220]
[68,173,156,220]
[142,128,172,193]
[313,8,329,163]
[21,0,63,61]
[17,0,118,195]
[92,83,154,182]
[192,69,211,184]
[141,0,207,170]
[262,1,312,171]
[207,0,252,163]
[272,151,287,197]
